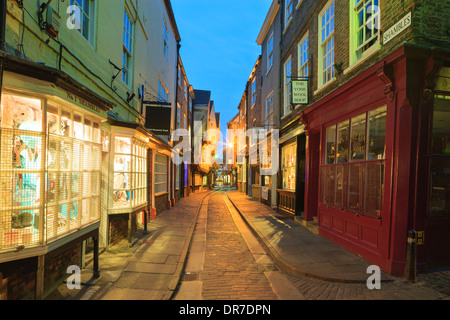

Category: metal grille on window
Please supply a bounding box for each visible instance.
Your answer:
[0,94,102,251]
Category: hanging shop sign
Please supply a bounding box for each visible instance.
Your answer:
[383,11,412,45]
[145,106,172,135]
[291,80,309,106]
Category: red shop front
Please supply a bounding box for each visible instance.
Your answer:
[301,45,450,277]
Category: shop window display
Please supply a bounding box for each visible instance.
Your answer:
[113,136,147,208]
[282,142,297,190]
[320,105,386,218]
[0,93,102,251]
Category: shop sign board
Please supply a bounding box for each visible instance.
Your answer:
[145,106,172,135]
[291,80,309,105]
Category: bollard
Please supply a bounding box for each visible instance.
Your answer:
[404,229,417,282]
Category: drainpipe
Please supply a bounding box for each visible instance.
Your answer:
[174,41,181,201]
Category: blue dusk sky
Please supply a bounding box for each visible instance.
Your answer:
[171,0,273,138]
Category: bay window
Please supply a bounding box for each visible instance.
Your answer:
[113,136,147,208]
[320,105,387,218]
[0,93,102,251]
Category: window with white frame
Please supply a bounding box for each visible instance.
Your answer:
[285,0,293,29]
[70,0,95,43]
[283,56,292,116]
[267,32,274,72]
[163,20,170,61]
[298,32,309,78]
[265,93,274,129]
[351,0,380,64]
[252,78,257,107]
[318,1,335,88]
[154,153,168,194]
[158,79,169,103]
[123,9,133,86]
[177,103,181,129]
[113,137,147,208]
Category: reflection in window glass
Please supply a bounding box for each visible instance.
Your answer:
[350,114,366,161]
[337,121,349,163]
[326,125,336,164]
[367,106,386,160]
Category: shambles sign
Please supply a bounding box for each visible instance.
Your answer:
[291,80,309,105]
[383,11,412,45]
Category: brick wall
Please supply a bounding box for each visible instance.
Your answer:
[109,214,129,246]
[278,0,444,128]
[0,244,80,300]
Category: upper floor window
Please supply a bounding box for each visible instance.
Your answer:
[318,0,335,88]
[163,20,170,61]
[267,32,274,72]
[252,78,257,107]
[265,93,274,129]
[283,57,292,117]
[285,0,293,29]
[351,0,381,64]
[123,9,134,86]
[70,0,95,43]
[158,79,169,103]
[298,32,309,78]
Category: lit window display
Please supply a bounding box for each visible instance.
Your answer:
[0,93,103,251]
[282,142,297,190]
[154,153,168,195]
[113,136,147,208]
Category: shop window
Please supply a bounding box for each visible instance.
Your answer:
[113,137,147,208]
[325,125,336,164]
[0,94,102,251]
[320,105,386,218]
[367,105,387,160]
[429,94,450,218]
[155,153,168,194]
[337,120,349,163]
[282,142,296,190]
[350,114,366,161]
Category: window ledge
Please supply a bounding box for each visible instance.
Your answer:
[344,44,381,76]
[314,78,337,96]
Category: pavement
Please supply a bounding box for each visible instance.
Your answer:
[46,187,450,300]
[46,190,212,301]
[226,190,395,284]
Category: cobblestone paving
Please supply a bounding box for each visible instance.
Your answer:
[200,193,278,300]
[284,269,450,300]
